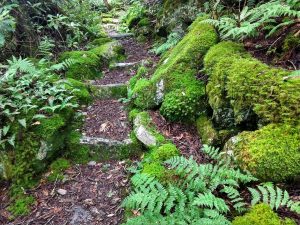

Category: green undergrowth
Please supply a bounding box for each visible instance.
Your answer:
[130,16,218,121]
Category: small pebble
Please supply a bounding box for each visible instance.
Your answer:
[57,189,67,195]
[88,161,97,166]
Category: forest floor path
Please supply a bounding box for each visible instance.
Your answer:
[0,19,158,225]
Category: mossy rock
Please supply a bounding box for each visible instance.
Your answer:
[224,123,300,182]
[205,41,300,126]
[232,203,296,225]
[64,78,92,105]
[196,114,219,145]
[60,51,101,80]
[131,16,218,120]
[133,112,167,148]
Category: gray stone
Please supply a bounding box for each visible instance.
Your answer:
[70,206,92,225]
[108,33,134,39]
[57,188,67,196]
[87,161,97,166]
[134,125,157,147]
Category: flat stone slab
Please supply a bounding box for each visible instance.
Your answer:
[80,136,141,161]
[80,136,132,146]
[113,62,139,68]
[108,33,134,39]
[90,83,127,100]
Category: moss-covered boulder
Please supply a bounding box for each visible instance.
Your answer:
[232,203,296,225]
[131,17,218,121]
[60,51,101,80]
[223,123,300,182]
[204,41,300,127]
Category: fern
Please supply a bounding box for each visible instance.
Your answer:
[152,32,183,55]
[204,0,300,40]
[248,183,300,214]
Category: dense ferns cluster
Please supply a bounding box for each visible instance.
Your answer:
[122,145,300,224]
[204,0,300,40]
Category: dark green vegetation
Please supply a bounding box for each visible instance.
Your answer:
[1,0,300,223]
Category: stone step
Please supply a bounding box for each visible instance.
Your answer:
[90,83,127,100]
[113,62,139,68]
[80,136,141,161]
[102,18,120,24]
[108,33,134,39]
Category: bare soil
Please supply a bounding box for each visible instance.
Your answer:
[82,100,131,141]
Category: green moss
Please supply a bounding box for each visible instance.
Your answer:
[129,109,141,122]
[205,41,300,126]
[160,84,205,121]
[232,203,296,225]
[35,115,65,139]
[48,158,70,182]
[151,143,179,161]
[66,130,91,164]
[142,162,166,179]
[283,33,300,52]
[225,123,300,182]
[132,16,217,120]
[60,50,101,80]
[132,79,157,109]
[138,18,150,27]
[129,66,148,90]
[65,78,92,105]
[8,195,35,217]
[90,37,112,47]
[196,114,219,145]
